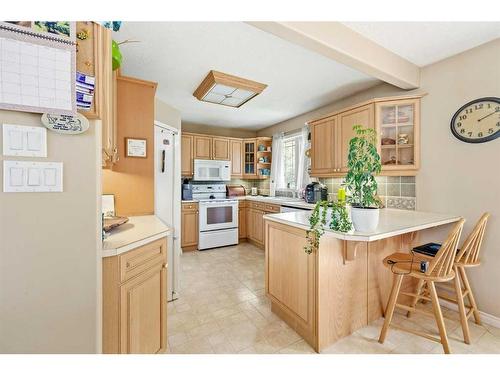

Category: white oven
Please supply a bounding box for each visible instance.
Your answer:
[198,199,238,250]
[193,159,231,181]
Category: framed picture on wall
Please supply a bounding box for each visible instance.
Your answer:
[125,137,147,158]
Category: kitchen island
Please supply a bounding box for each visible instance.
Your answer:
[263,209,461,352]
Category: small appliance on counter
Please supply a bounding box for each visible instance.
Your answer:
[227,185,246,197]
[251,187,258,196]
[305,182,328,203]
[182,178,193,200]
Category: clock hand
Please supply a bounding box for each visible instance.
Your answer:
[477,108,499,122]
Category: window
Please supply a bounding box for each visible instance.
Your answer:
[279,134,300,190]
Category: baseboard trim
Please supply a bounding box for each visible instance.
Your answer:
[439,299,500,328]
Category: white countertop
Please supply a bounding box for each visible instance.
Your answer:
[182,195,315,210]
[102,215,171,257]
[264,208,462,242]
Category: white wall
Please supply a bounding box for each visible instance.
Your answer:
[0,111,100,353]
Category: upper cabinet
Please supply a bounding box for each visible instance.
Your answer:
[230,139,243,177]
[376,98,420,173]
[193,135,212,159]
[338,104,374,172]
[181,134,194,177]
[309,95,422,177]
[310,116,337,175]
[212,137,230,160]
[243,139,257,178]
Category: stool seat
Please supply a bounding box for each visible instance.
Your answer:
[382,253,455,282]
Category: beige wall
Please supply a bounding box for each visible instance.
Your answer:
[156,97,181,129]
[0,111,100,353]
[417,39,500,318]
[258,38,500,318]
[183,121,257,138]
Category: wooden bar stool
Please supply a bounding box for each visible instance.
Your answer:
[378,219,465,354]
[409,213,490,344]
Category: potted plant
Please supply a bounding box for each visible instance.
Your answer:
[345,125,382,232]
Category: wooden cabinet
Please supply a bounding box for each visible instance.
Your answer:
[238,202,247,239]
[181,134,194,176]
[181,202,198,250]
[376,98,420,174]
[230,139,243,177]
[310,117,337,176]
[245,202,280,248]
[103,238,167,354]
[337,103,374,172]
[120,262,167,354]
[212,137,230,160]
[193,135,212,159]
[243,139,257,178]
[308,95,422,177]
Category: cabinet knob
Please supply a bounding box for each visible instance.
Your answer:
[126,262,130,268]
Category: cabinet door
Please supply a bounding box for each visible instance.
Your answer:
[310,117,336,176]
[239,207,246,239]
[230,139,243,177]
[252,209,264,245]
[266,222,315,331]
[181,135,194,176]
[193,135,212,159]
[181,207,198,248]
[120,262,167,354]
[212,137,230,160]
[376,98,420,173]
[338,104,374,172]
[243,140,257,177]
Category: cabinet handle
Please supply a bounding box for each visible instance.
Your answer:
[126,262,130,268]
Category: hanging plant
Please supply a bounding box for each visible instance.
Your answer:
[304,200,353,254]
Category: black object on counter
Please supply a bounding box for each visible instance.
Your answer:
[305,182,328,203]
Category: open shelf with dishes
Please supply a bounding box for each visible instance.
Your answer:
[256,138,272,178]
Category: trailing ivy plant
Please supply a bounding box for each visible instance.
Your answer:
[345,125,382,208]
[304,200,353,254]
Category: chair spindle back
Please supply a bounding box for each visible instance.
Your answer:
[428,219,465,278]
[456,213,490,265]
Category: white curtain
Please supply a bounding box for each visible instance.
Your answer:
[296,125,311,193]
[270,132,284,196]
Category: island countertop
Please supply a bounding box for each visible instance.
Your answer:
[264,208,462,242]
[102,215,171,257]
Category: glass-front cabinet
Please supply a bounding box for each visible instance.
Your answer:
[376,98,420,174]
[243,140,256,177]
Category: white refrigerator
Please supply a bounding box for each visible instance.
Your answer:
[154,122,181,301]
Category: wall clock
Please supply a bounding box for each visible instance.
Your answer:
[450,97,500,143]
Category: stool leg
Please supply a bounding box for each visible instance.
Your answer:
[428,281,451,354]
[379,274,403,344]
[458,266,481,325]
[407,279,425,318]
[454,266,471,344]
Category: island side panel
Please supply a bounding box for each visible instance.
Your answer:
[265,220,318,350]
[317,238,368,351]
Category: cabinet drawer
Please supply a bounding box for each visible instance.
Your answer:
[250,202,266,210]
[182,202,198,212]
[119,238,167,283]
[264,204,280,213]
[238,200,248,208]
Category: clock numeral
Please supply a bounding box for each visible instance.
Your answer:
[478,132,483,137]
[475,104,483,110]
[489,128,494,134]
[466,108,473,114]
[460,129,465,134]
[459,115,467,120]
[468,132,473,137]
[456,122,462,128]
[488,103,491,108]
[497,122,500,127]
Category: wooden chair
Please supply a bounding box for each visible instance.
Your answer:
[378,219,465,354]
[408,213,490,344]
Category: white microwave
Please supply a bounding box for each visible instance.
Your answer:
[193,159,231,181]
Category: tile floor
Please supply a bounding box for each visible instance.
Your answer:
[166,242,500,354]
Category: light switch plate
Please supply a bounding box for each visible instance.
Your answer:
[3,160,63,192]
[2,124,47,157]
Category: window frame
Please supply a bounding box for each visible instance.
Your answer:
[276,132,301,192]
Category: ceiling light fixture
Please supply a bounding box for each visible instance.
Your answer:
[193,70,267,108]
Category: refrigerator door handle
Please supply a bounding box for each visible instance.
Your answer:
[161,150,166,173]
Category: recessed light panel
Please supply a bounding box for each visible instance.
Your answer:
[193,70,267,108]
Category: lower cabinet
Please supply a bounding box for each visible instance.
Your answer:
[103,238,167,354]
[238,202,247,239]
[245,202,280,249]
[181,202,198,250]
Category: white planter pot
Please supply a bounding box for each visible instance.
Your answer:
[351,207,379,232]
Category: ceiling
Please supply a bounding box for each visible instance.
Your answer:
[342,22,500,67]
[116,22,380,130]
